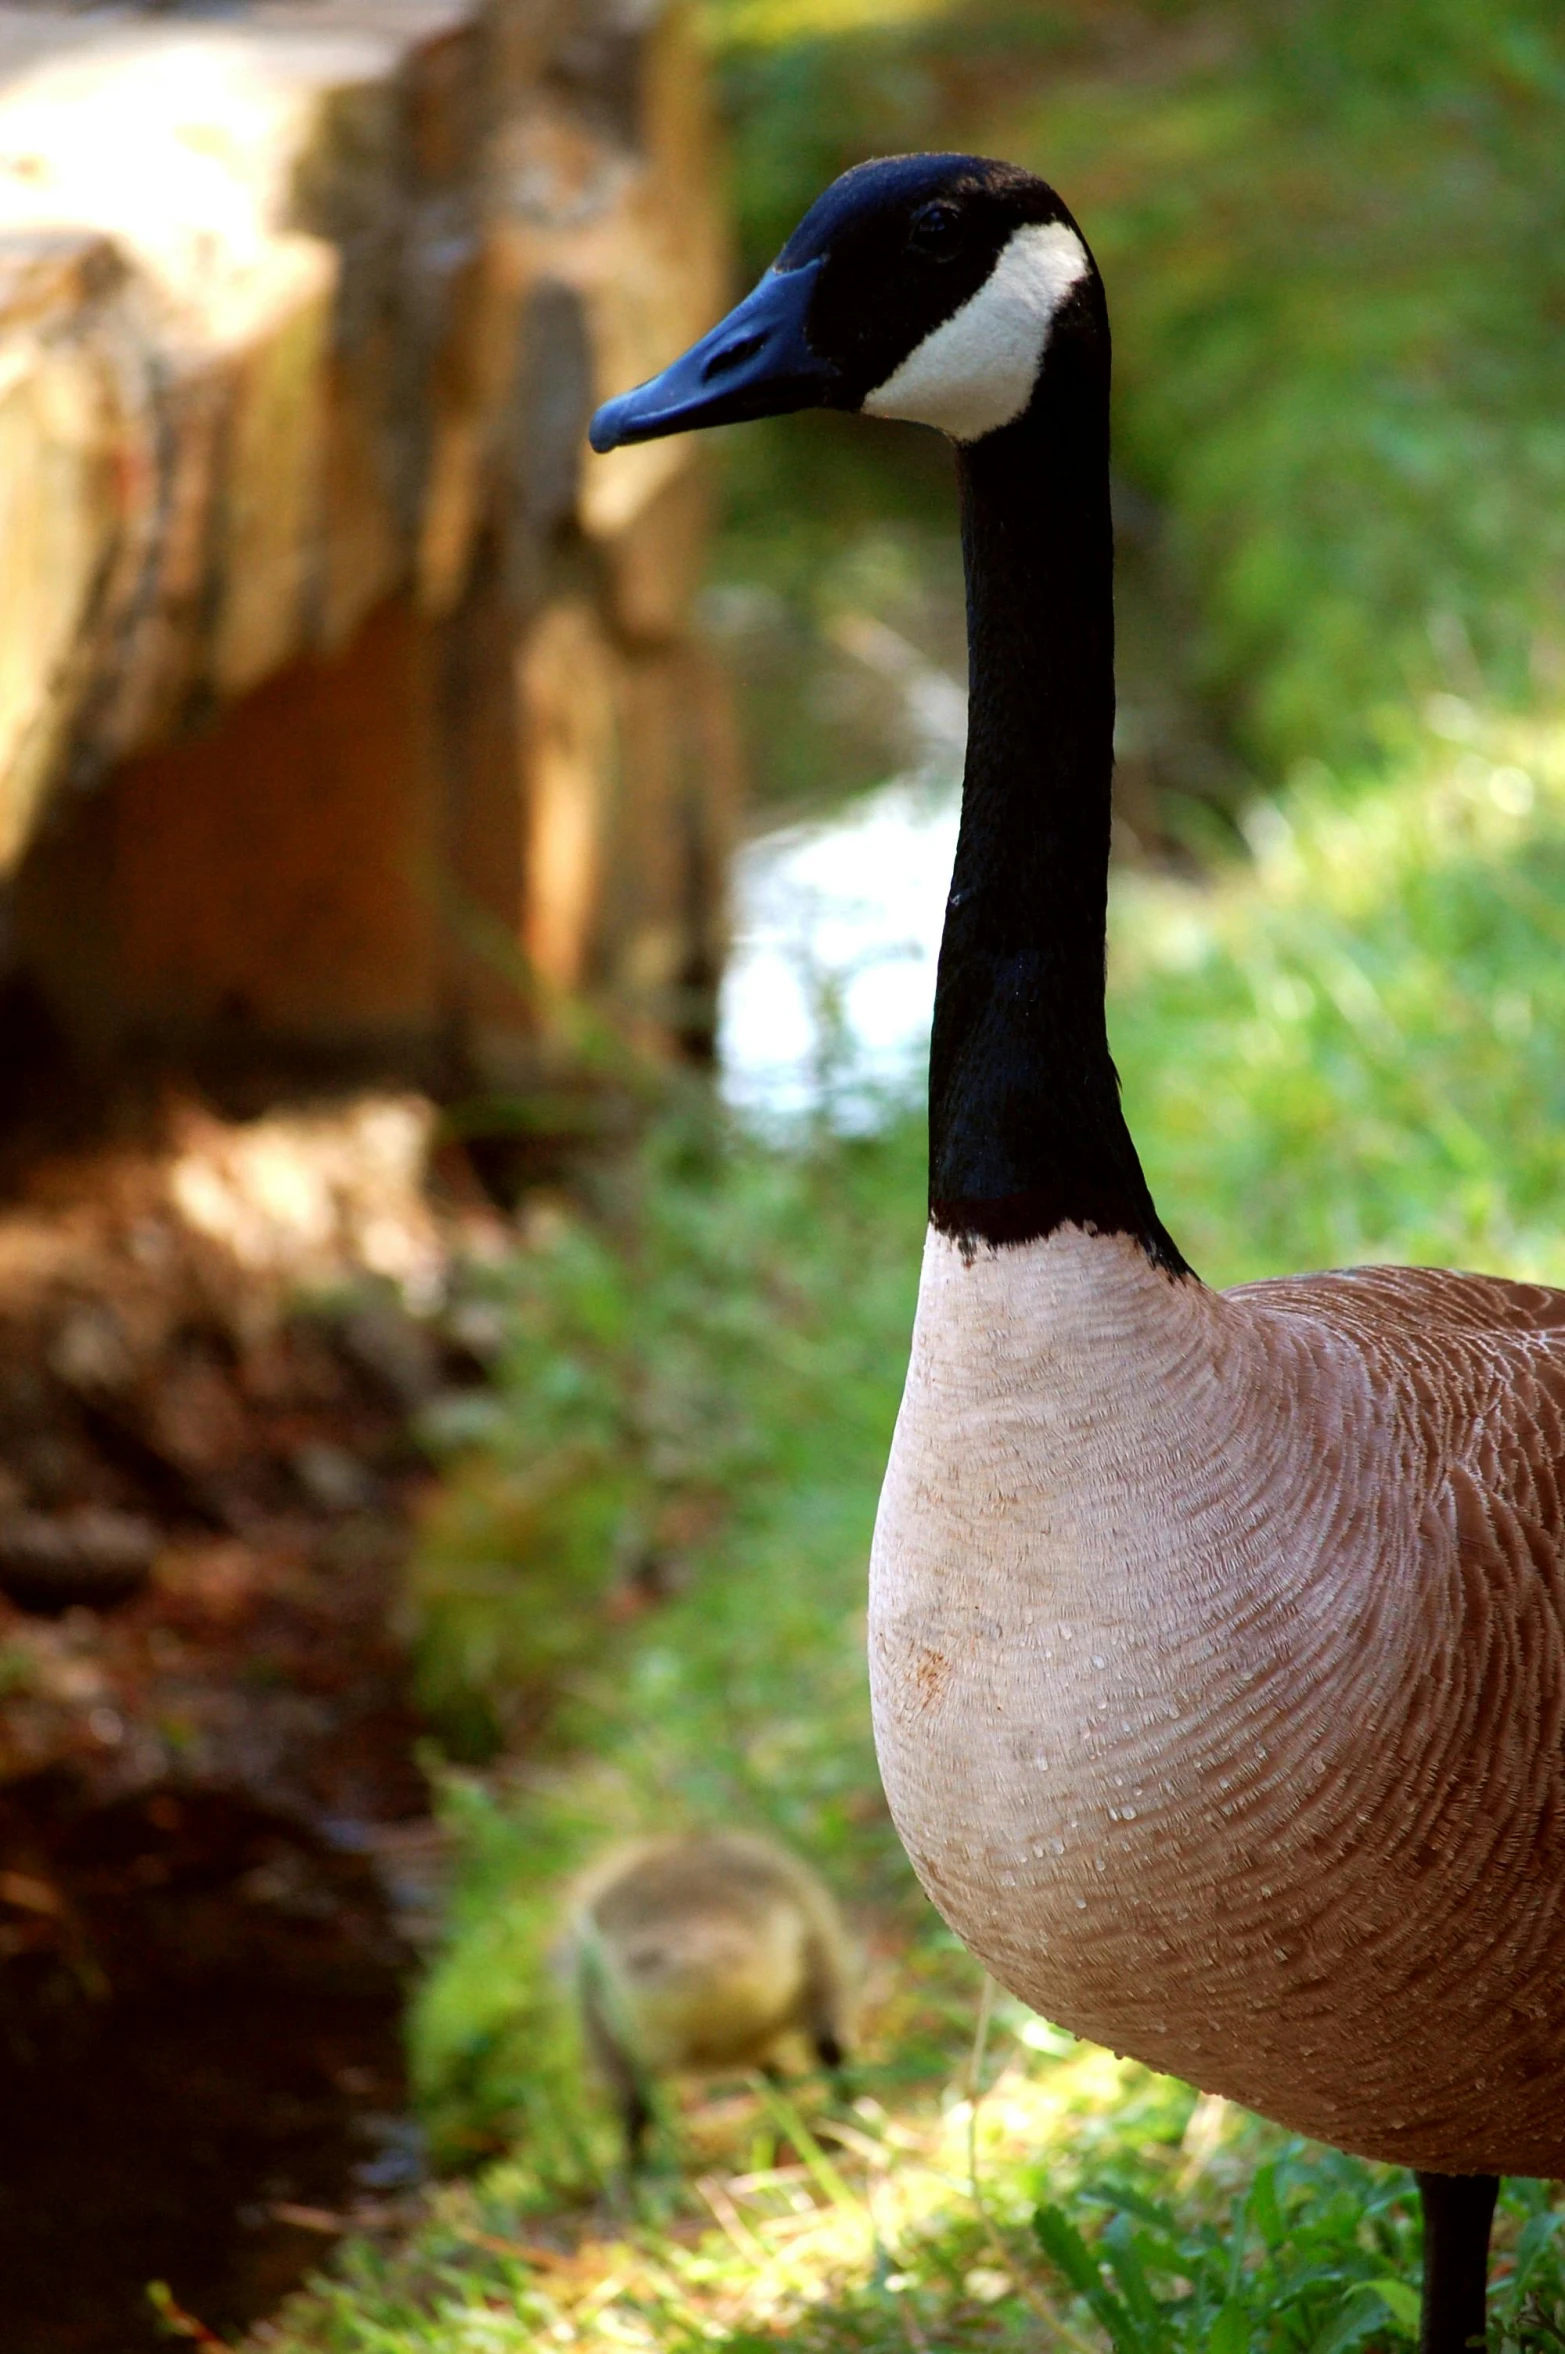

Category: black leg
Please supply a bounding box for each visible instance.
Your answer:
[1416,2170,1499,2354]
[579,1973,657,2171]
[621,2078,653,2169]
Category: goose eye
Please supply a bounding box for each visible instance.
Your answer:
[908,200,963,257]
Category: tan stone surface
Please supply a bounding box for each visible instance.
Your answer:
[0,0,739,1088]
[607,460,712,646]
[0,238,118,864]
[115,596,441,1042]
[521,597,619,996]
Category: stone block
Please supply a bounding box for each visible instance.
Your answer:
[0,0,736,1104]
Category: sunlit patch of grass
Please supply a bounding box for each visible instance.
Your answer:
[705,0,960,50]
[1112,708,1565,1284]
[254,2000,1565,2352]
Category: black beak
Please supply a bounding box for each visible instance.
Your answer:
[589,260,837,452]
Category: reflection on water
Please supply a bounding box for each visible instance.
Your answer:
[719,619,964,1128]
[719,777,959,1127]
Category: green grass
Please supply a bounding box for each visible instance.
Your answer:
[1113,710,1565,1283]
[403,1104,929,2170]
[259,713,1565,2354]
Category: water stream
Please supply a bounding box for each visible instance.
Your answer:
[719,619,964,1128]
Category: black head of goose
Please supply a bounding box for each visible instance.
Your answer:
[592,154,1564,2350]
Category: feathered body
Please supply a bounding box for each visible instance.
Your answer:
[572,1833,853,2155]
[871,1230,1565,2176]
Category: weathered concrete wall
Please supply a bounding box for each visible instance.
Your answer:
[0,0,736,1101]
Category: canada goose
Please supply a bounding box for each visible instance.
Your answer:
[591,154,1565,2347]
[571,1832,853,2162]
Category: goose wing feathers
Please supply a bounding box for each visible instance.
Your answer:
[1202,1261,1565,2176]
[1234,1263,1565,1562]
[1236,1262,1565,1338]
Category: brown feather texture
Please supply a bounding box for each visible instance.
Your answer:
[869,1228,1565,2176]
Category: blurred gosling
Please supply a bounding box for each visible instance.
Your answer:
[572,1831,855,2163]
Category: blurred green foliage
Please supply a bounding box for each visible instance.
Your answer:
[1114,715,1565,1282]
[704,0,1565,781]
[407,1103,928,2164]
[410,1107,923,1761]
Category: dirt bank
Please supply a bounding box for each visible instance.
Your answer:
[0,1093,497,2349]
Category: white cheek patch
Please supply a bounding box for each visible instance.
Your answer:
[862,220,1091,443]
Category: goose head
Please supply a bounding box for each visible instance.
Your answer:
[589,153,1102,454]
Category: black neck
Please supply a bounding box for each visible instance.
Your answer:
[927,319,1187,1274]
